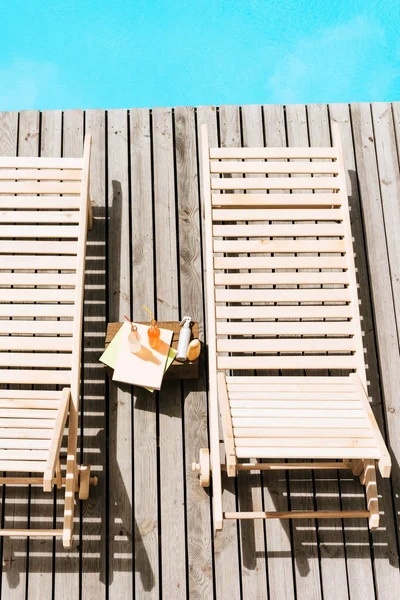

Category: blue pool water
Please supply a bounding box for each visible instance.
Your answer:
[1,0,399,110]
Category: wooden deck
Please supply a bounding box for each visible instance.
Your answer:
[0,103,399,599]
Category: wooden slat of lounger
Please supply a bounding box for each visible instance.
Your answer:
[0,304,74,318]
[212,208,343,221]
[228,390,358,399]
[227,384,356,393]
[231,416,366,428]
[0,320,73,335]
[0,288,75,302]
[0,352,72,368]
[226,375,351,384]
[0,210,80,224]
[0,241,78,254]
[234,438,376,448]
[234,427,371,438]
[231,408,364,418]
[0,273,76,286]
[212,192,342,206]
[0,181,81,194]
[214,256,347,269]
[0,408,57,419]
[213,224,344,237]
[0,418,55,429]
[0,156,82,169]
[0,336,73,352]
[0,389,62,400]
[217,338,356,353]
[215,288,351,303]
[0,428,53,439]
[0,399,60,409]
[2,255,77,269]
[214,239,345,253]
[0,196,81,209]
[218,355,358,370]
[0,438,50,449]
[216,305,352,319]
[210,161,339,174]
[0,369,71,385]
[235,447,381,459]
[0,460,46,472]
[0,169,81,180]
[211,177,340,191]
[215,272,350,285]
[230,400,360,409]
[217,320,354,335]
[0,225,79,238]
[209,147,337,159]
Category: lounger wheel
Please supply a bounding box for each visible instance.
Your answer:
[79,465,98,500]
[192,448,210,487]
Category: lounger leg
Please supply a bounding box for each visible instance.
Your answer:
[362,460,380,530]
[63,409,79,548]
[87,198,93,230]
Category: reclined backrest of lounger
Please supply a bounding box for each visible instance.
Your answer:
[201,123,366,384]
[0,136,91,473]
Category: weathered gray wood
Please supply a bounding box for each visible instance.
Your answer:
[238,104,269,599]
[81,109,107,599]
[285,104,323,600]
[153,107,186,599]
[307,103,349,600]
[175,105,214,598]
[0,110,27,600]
[23,110,54,600]
[371,103,400,339]
[130,107,159,598]
[262,103,296,600]
[54,109,83,600]
[198,104,241,600]
[350,102,400,598]
[107,110,133,599]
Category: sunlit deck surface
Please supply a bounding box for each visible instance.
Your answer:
[0,102,399,599]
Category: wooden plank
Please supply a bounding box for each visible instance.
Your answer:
[175,105,213,598]
[210,160,339,174]
[107,109,133,599]
[238,104,269,599]
[0,168,81,180]
[80,109,107,595]
[0,109,28,600]
[210,146,337,159]
[0,225,79,238]
[0,321,73,335]
[218,338,356,353]
[214,255,347,269]
[0,157,82,169]
[26,109,61,600]
[213,223,344,237]
[350,102,400,598]
[0,241,77,254]
[153,106,186,599]
[130,107,158,598]
[212,192,342,206]
[213,207,342,220]
[215,271,349,285]
[211,176,340,190]
[215,288,350,302]
[216,305,352,319]
[0,196,81,209]
[284,103,323,600]
[1,255,77,269]
[0,211,80,223]
[201,103,241,600]
[214,239,345,253]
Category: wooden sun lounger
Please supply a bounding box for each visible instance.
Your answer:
[0,135,97,547]
[195,123,391,532]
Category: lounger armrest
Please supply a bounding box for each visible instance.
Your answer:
[43,388,70,491]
